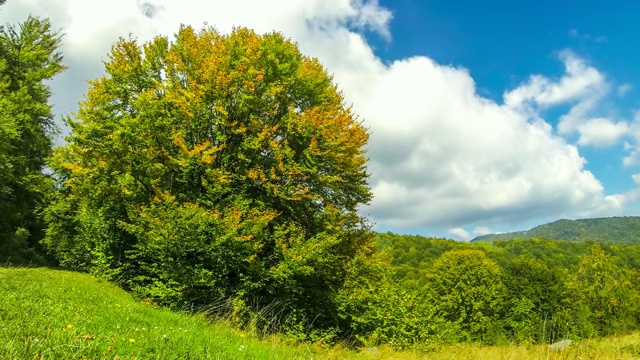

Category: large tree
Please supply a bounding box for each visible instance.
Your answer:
[0,16,64,264]
[45,25,373,334]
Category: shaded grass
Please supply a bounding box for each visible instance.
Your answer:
[3,267,640,359]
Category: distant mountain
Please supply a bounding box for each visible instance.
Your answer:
[471,216,640,244]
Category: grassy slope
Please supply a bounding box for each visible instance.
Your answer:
[3,267,640,359]
[0,268,319,360]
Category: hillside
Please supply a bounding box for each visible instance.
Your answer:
[472,216,640,243]
[0,268,317,359]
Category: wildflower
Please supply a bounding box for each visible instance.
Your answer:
[129,338,135,343]
[67,324,73,329]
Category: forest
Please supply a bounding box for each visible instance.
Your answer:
[3,14,640,353]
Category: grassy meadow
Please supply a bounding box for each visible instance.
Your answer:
[2,267,640,360]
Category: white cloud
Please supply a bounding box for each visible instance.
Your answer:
[1,0,635,236]
[606,174,640,208]
[472,227,493,237]
[568,28,608,43]
[623,142,638,167]
[448,226,493,241]
[576,118,629,147]
[623,112,640,167]
[448,227,470,240]
[361,55,617,229]
[618,84,633,96]
[503,50,635,149]
[504,51,606,112]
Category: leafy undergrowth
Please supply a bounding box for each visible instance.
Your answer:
[2,267,640,360]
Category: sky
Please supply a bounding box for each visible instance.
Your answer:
[3,0,640,240]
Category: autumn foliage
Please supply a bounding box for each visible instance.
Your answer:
[44,25,375,335]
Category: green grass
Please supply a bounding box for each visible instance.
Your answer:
[3,267,640,359]
[0,267,321,359]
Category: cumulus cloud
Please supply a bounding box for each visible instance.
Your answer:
[1,0,636,238]
[576,118,629,147]
[362,54,618,230]
[503,50,635,149]
[505,51,607,110]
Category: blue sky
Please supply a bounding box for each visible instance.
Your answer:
[375,0,640,96]
[365,0,640,237]
[374,0,640,189]
[3,0,640,240]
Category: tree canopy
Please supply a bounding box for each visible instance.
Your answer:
[426,249,507,343]
[44,25,374,335]
[0,16,64,264]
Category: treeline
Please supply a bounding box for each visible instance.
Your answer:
[3,15,640,351]
[368,233,640,347]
